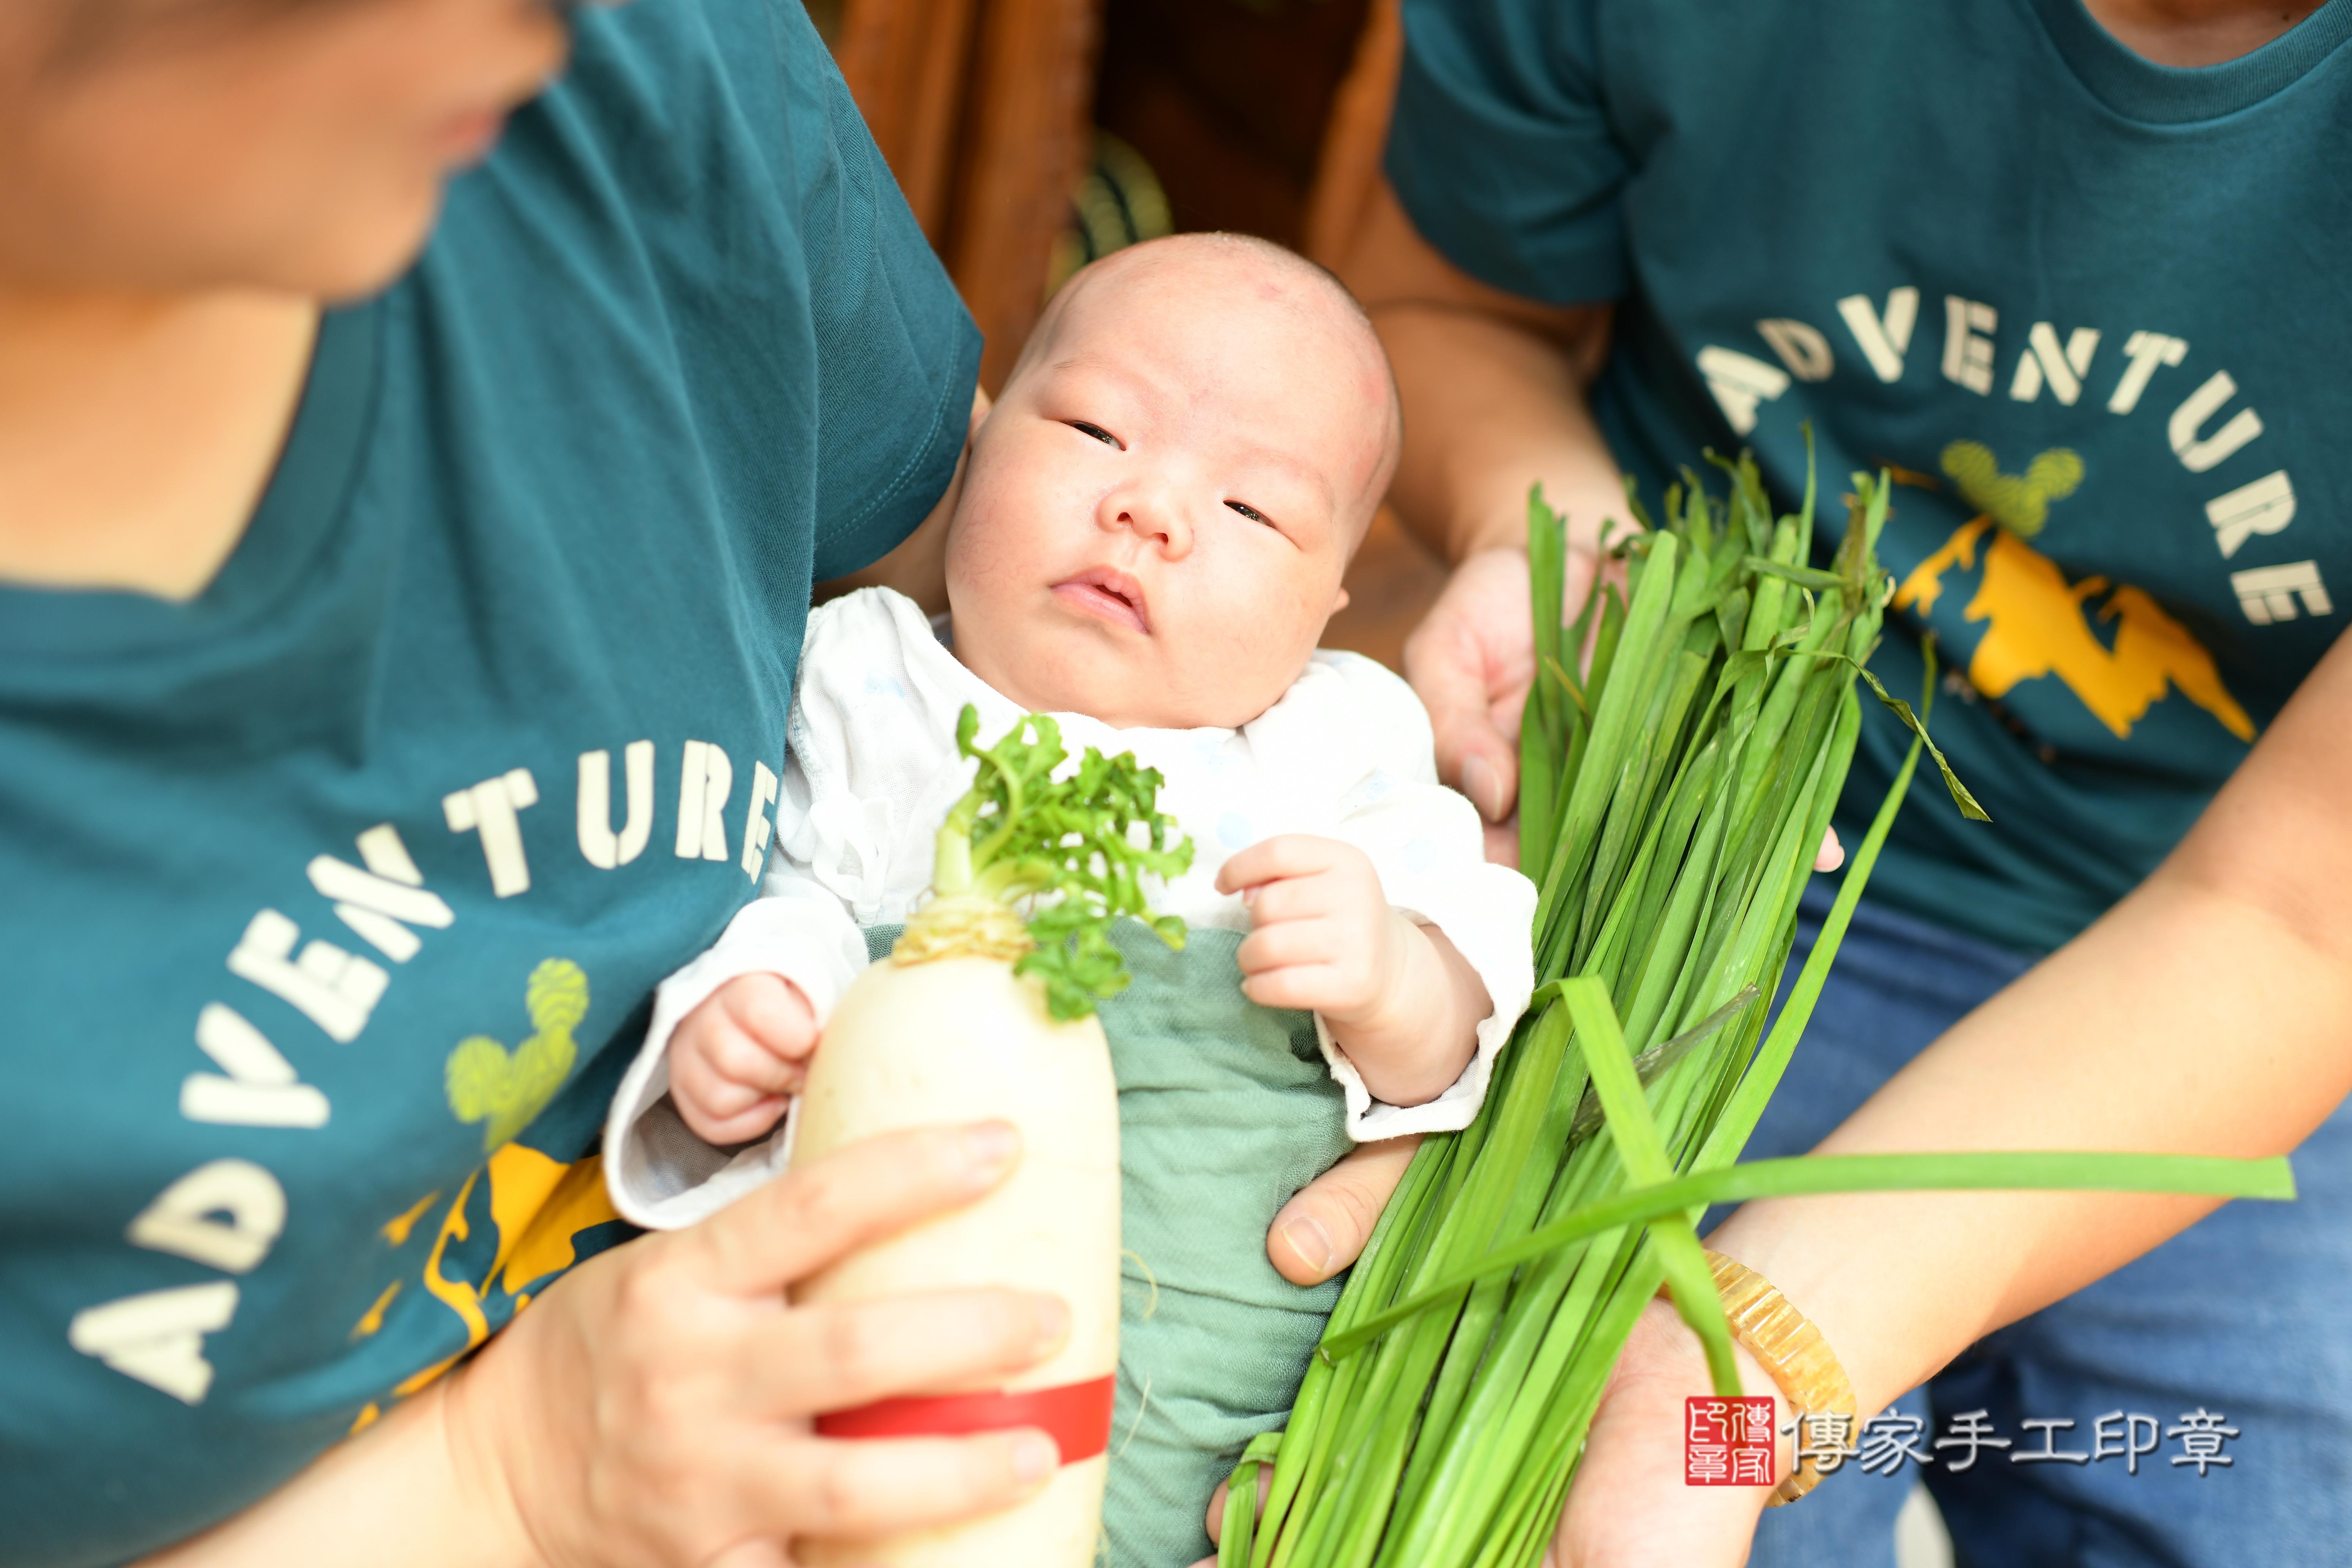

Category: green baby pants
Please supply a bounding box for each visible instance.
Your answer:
[1096,923,1352,1567]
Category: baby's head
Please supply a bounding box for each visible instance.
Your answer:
[945,232,1400,729]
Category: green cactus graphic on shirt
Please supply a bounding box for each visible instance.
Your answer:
[444,959,588,1151]
[1939,439,2083,539]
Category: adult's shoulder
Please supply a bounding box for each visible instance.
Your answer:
[429,0,980,581]
[1389,0,1628,306]
[530,0,869,219]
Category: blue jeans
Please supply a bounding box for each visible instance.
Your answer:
[1735,888,2352,1568]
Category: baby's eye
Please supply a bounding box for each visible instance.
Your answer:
[1068,421,1124,450]
[1226,500,1274,527]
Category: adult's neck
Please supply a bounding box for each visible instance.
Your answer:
[2082,0,2330,66]
[0,282,318,601]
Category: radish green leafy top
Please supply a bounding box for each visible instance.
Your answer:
[930,704,1194,1020]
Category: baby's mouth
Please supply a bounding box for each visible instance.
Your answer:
[1052,568,1151,635]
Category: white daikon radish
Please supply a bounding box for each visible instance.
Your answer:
[792,706,1192,1568]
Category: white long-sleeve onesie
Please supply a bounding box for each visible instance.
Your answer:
[603,586,1536,1230]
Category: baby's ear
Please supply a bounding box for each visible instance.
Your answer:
[965,384,993,439]
[1332,585,1352,614]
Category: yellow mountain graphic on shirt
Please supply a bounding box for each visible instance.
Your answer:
[1891,442,2254,743]
[347,958,624,1434]
[349,1142,623,1431]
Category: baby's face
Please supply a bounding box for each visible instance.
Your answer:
[944,242,1394,730]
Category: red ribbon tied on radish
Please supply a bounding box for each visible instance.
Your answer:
[815,1375,1118,1465]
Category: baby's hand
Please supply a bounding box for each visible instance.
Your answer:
[1215,836,1408,1032]
[669,974,819,1145]
[1218,835,1490,1109]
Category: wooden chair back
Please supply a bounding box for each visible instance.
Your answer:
[1302,0,1401,271]
[1296,0,1441,675]
[830,0,1107,393]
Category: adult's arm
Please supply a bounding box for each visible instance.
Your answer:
[1553,627,2352,1566]
[137,1124,1066,1568]
[1339,179,1621,831]
[1267,176,1879,1291]
[815,386,990,616]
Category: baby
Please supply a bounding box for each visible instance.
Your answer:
[603,233,1534,1565]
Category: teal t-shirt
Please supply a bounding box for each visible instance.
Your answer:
[0,3,978,1563]
[1389,0,2352,950]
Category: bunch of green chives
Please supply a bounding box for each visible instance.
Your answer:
[1214,455,2294,1568]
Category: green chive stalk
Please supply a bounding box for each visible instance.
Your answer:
[1222,452,2294,1568]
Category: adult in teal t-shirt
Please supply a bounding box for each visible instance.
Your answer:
[1389,0,2351,953]
[1311,2,2352,1566]
[0,2,1081,1562]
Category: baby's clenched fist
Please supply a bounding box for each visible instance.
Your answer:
[1216,833,1489,1110]
[669,972,818,1145]
[1215,835,1407,1030]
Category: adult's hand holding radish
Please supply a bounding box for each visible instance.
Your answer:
[141,1123,1067,1568]
[1216,835,1491,1110]
[775,707,1189,1567]
[469,1123,1070,1568]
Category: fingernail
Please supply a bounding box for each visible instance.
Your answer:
[1461,755,1503,822]
[1012,1432,1059,1486]
[1281,1216,1335,1278]
[964,1121,1020,1181]
[1032,1294,1070,1351]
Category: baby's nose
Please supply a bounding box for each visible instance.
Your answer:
[1107,491,1193,554]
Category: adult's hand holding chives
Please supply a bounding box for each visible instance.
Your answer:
[1539,1299,1786,1568]
[1404,546,1552,865]
[1342,177,1626,868]
[1549,625,2352,1566]
[1191,1307,1783,1568]
[1345,179,1846,881]
[1402,545,1844,876]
